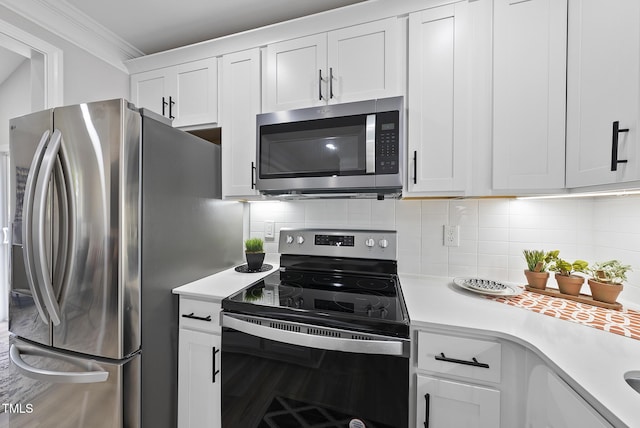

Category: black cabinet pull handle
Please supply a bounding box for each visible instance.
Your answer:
[318,69,325,101]
[169,96,175,120]
[435,352,490,368]
[181,312,212,322]
[162,97,168,116]
[212,347,220,383]
[424,393,430,428]
[329,67,334,99]
[611,121,629,171]
[413,150,418,184]
[251,162,256,189]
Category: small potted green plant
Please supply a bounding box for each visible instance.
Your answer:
[586,260,632,303]
[550,257,588,296]
[244,237,265,271]
[523,249,558,290]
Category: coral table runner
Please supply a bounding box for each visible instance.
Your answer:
[485,289,640,341]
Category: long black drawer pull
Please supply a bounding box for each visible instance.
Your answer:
[212,347,220,383]
[181,312,212,322]
[435,352,490,369]
[413,150,417,184]
[611,120,629,171]
[424,393,430,428]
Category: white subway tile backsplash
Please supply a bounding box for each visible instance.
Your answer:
[248,195,640,303]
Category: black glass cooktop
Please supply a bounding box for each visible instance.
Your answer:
[222,268,410,338]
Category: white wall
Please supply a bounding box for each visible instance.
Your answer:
[249,196,640,304]
[0,5,129,106]
[0,58,30,147]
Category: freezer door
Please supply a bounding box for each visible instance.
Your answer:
[9,109,54,346]
[8,336,140,428]
[51,99,141,359]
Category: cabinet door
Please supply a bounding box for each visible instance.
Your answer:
[566,0,640,187]
[407,3,470,193]
[327,17,400,104]
[221,49,261,198]
[493,0,567,190]
[263,34,326,112]
[172,58,218,127]
[526,365,613,428]
[416,375,500,428]
[130,68,171,117]
[178,329,221,428]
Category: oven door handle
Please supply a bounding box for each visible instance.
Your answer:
[222,314,408,357]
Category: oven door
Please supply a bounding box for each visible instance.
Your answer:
[221,313,409,428]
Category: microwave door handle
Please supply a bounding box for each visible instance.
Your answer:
[32,129,63,326]
[22,130,52,324]
[366,114,376,173]
[10,344,109,384]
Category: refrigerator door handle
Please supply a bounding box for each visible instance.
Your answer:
[32,129,64,325]
[52,141,76,309]
[21,129,52,323]
[9,344,109,384]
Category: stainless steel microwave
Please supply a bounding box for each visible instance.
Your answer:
[256,96,404,197]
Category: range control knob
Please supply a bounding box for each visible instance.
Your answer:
[296,235,305,245]
[378,239,389,248]
[286,235,294,244]
[365,238,375,248]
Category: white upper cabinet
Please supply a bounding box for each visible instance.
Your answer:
[221,48,261,198]
[263,18,401,112]
[406,1,490,195]
[131,57,218,127]
[492,0,567,191]
[566,0,640,188]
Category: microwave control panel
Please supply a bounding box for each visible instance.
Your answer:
[376,110,399,174]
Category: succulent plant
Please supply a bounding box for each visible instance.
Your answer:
[523,249,559,272]
[588,260,632,285]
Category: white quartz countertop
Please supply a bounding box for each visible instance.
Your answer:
[400,274,640,428]
[172,260,280,302]
[173,265,640,427]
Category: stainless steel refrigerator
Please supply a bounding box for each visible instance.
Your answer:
[8,99,244,427]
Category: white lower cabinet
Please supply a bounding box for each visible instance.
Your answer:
[414,329,502,427]
[177,297,222,428]
[413,327,615,428]
[416,375,500,428]
[526,361,613,428]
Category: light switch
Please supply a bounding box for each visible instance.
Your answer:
[264,220,275,239]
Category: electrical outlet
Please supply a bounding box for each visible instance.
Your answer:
[443,225,459,247]
[264,220,275,239]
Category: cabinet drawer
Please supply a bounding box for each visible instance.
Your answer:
[179,297,221,334]
[417,331,501,383]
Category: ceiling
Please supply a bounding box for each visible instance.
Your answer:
[65,0,369,55]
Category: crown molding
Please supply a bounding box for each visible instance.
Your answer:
[1,0,143,72]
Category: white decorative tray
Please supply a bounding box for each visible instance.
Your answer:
[453,277,523,296]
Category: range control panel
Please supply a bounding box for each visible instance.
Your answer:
[279,228,397,260]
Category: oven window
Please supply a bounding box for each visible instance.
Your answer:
[259,115,367,178]
[222,328,409,428]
